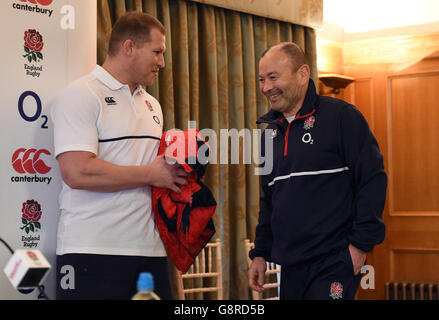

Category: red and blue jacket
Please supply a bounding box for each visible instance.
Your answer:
[249,79,387,266]
[153,129,216,273]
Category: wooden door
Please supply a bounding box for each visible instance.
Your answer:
[333,58,439,299]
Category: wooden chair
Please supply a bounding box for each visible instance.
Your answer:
[175,238,223,300]
[244,239,281,300]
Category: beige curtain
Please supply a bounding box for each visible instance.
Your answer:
[97,0,317,300]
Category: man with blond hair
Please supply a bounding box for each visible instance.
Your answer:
[51,12,187,299]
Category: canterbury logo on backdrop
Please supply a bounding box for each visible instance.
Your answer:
[19,0,53,5]
[12,148,52,174]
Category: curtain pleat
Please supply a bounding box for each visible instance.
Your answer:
[266,19,280,48]
[253,16,270,125]
[240,12,261,299]
[293,25,306,51]
[280,21,293,42]
[169,0,190,130]
[143,1,159,98]
[142,0,156,14]
[133,0,143,11]
[97,0,317,300]
[157,1,176,130]
[305,27,318,87]
[187,2,200,124]
[97,0,112,65]
[114,0,127,19]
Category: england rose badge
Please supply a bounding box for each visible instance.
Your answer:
[329,282,343,299]
[304,115,315,130]
[23,29,44,63]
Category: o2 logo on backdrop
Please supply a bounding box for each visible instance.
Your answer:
[18,91,48,129]
[18,286,46,298]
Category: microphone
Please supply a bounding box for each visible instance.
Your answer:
[3,249,51,290]
[1,238,51,299]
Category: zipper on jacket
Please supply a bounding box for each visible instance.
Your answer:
[284,122,292,156]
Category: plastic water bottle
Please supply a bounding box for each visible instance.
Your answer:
[131,272,161,300]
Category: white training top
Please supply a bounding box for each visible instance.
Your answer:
[286,115,296,123]
[50,65,166,257]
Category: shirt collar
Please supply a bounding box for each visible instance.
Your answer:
[296,79,318,118]
[92,65,142,93]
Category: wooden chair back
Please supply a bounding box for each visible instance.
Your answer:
[176,238,223,300]
[244,239,281,300]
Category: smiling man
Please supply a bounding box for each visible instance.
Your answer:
[248,42,387,300]
[51,12,188,300]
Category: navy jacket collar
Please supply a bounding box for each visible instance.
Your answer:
[257,79,318,126]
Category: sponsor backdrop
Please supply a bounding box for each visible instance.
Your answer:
[0,0,96,299]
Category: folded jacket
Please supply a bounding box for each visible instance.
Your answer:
[152,129,216,273]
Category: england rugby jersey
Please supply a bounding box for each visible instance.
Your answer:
[50,65,166,257]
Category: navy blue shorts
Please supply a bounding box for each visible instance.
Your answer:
[280,247,362,300]
[56,254,173,300]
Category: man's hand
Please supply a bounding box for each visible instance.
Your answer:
[147,154,189,193]
[248,257,267,293]
[348,244,366,275]
[57,151,188,193]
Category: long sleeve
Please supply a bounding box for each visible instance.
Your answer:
[249,182,274,261]
[338,105,387,252]
[249,130,274,261]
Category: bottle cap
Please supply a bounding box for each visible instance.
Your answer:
[137,272,154,291]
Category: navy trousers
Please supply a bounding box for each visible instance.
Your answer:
[280,247,362,300]
[56,254,173,300]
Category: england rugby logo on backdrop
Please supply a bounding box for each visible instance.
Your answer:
[23,29,44,77]
[23,29,44,63]
[20,200,42,248]
[21,200,42,234]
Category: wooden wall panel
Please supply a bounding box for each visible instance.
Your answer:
[390,249,439,281]
[353,78,374,130]
[388,73,439,215]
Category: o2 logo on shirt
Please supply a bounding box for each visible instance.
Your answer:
[18,91,48,129]
[302,133,314,144]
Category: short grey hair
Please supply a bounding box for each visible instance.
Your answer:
[261,42,308,72]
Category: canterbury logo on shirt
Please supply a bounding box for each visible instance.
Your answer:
[104,96,117,105]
